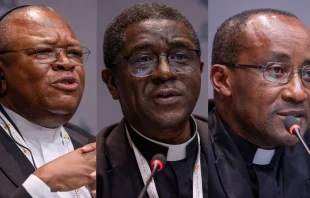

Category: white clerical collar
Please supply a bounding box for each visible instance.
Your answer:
[2,104,61,142]
[128,115,198,161]
[252,148,275,165]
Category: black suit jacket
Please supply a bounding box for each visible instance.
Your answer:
[96,115,208,198]
[0,115,95,198]
[208,106,310,198]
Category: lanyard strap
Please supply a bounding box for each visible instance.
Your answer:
[125,125,203,198]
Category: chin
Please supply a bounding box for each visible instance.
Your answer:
[152,113,189,128]
[49,109,73,115]
[46,102,79,115]
[277,135,300,147]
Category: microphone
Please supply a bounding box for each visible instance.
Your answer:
[284,116,310,155]
[138,153,166,198]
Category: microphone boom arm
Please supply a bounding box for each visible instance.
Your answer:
[293,128,310,155]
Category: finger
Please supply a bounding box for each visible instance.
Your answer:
[88,181,96,198]
[81,142,96,153]
[90,189,96,198]
[90,171,96,180]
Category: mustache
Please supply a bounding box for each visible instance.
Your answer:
[150,82,184,92]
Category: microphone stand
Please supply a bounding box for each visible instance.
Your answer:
[293,129,310,155]
[138,163,159,198]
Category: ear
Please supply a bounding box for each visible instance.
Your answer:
[210,64,232,96]
[102,68,119,100]
[199,60,204,73]
[0,67,7,94]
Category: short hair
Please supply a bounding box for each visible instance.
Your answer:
[0,5,54,51]
[103,2,200,68]
[211,8,298,66]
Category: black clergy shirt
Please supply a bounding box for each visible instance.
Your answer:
[224,121,284,198]
[127,116,208,198]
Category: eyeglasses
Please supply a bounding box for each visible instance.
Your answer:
[0,45,91,65]
[222,62,310,87]
[112,49,201,77]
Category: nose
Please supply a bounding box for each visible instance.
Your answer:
[52,49,76,71]
[150,56,177,81]
[282,73,308,103]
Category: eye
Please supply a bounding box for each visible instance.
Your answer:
[35,47,54,60]
[36,48,53,55]
[67,50,83,57]
[136,55,153,63]
[170,51,190,62]
[129,53,155,65]
[266,63,287,75]
[271,66,282,73]
[303,67,310,81]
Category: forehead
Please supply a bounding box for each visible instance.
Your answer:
[4,9,79,48]
[239,14,310,65]
[121,19,195,54]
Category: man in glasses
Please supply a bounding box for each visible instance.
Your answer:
[209,8,310,197]
[0,5,96,198]
[97,2,207,198]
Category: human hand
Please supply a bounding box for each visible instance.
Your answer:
[88,171,96,197]
[33,142,96,192]
[81,142,96,153]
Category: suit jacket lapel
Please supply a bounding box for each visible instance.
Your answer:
[0,127,35,187]
[104,119,144,197]
[209,111,254,198]
[196,117,208,160]
[0,105,35,187]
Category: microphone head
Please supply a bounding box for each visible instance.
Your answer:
[284,116,301,135]
[151,153,166,172]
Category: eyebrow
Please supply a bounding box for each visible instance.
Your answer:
[271,52,310,66]
[130,43,154,52]
[303,59,310,66]
[129,40,195,53]
[271,52,290,60]
[168,40,194,49]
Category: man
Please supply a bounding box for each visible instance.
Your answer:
[209,8,310,198]
[0,5,96,198]
[97,2,208,198]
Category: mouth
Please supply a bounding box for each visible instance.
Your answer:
[277,110,305,123]
[51,76,79,91]
[152,89,182,103]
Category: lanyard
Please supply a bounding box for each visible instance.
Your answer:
[0,110,86,198]
[0,110,75,168]
[125,124,203,198]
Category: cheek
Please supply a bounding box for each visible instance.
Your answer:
[116,76,146,109]
[9,66,49,90]
[77,67,85,91]
[183,71,201,94]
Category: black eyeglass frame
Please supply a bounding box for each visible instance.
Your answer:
[221,62,310,87]
[111,49,201,77]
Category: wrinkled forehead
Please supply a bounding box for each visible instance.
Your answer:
[123,19,195,52]
[2,9,79,47]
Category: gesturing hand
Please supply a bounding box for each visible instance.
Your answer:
[33,142,96,192]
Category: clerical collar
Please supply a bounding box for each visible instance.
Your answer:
[252,148,275,165]
[126,115,198,162]
[222,118,276,165]
[1,104,61,142]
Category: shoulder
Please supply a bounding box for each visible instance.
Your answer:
[193,114,208,132]
[96,119,125,146]
[193,114,208,124]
